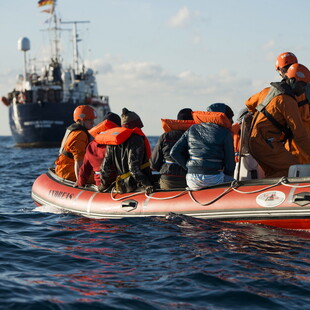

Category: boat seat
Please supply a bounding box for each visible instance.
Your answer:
[288,164,310,177]
[234,153,265,181]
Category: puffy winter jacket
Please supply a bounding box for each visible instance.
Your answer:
[170,122,235,176]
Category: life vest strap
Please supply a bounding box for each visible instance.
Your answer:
[115,161,150,193]
[61,149,74,159]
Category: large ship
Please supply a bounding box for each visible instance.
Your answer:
[2,0,110,147]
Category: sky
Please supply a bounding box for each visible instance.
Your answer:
[1,0,310,136]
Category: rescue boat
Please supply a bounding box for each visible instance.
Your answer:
[31,168,310,230]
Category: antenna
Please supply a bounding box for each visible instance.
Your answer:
[61,20,90,73]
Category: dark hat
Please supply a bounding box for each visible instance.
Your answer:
[121,108,144,129]
[177,108,193,120]
[103,112,121,127]
[206,103,234,120]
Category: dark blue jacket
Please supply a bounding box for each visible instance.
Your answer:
[170,122,235,176]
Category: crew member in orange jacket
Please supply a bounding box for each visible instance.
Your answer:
[247,64,310,177]
[55,105,97,182]
[77,112,121,187]
[246,52,298,114]
[246,52,310,164]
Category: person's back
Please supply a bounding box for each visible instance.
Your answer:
[171,103,235,190]
[151,108,194,189]
[248,64,310,177]
[100,108,153,194]
[77,112,121,187]
[55,105,96,182]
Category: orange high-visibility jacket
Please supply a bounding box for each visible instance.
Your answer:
[55,130,89,181]
[246,88,310,177]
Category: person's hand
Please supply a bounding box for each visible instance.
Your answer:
[144,185,154,195]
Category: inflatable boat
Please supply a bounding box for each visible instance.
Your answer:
[31,167,310,230]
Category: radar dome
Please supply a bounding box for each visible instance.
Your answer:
[18,37,30,52]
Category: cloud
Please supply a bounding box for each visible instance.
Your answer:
[168,7,191,28]
[262,40,275,50]
[193,34,201,45]
[89,58,255,134]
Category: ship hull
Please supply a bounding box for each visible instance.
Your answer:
[9,101,109,147]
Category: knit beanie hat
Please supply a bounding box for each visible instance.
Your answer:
[103,112,121,127]
[121,108,144,129]
[206,103,234,121]
[177,108,193,120]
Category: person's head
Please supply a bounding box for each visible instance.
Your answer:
[285,63,310,96]
[88,112,121,137]
[121,108,144,129]
[275,52,298,78]
[177,108,193,120]
[103,112,121,126]
[73,105,97,130]
[206,103,234,123]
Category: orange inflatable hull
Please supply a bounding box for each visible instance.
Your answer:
[31,169,310,230]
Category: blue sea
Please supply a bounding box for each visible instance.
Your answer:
[1,135,310,310]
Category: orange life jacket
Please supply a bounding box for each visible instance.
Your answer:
[88,119,118,138]
[192,111,232,130]
[161,119,195,133]
[95,127,152,159]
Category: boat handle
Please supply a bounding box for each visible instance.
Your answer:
[121,199,138,211]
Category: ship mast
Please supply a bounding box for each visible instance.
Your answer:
[61,20,90,73]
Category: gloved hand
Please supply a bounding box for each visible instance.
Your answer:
[144,185,154,195]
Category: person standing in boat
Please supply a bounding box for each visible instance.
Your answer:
[55,105,96,182]
[246,52,310,164]
[247,63,310,177]
[170,103,235,190]
[99,108,154,194]
[150,108,195,189]
[77,112,121,187]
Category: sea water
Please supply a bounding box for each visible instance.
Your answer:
[1,135,310,309]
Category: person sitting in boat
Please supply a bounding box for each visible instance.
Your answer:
[98,108,154,195]
[246,63,310,178]
[150,108,195,189]
[77,112,121,187]
[54,105,97,182]
[170,103,235,190]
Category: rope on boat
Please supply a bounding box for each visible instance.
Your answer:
[110,187,145,201]
[145,191,188,200]
[188,183,235,206]
[280,180,310,188]
[106,176,310,204]
[231,177,285,194]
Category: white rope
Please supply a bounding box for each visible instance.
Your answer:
[280,181,310,188]
[110,187,145,201]
[145,190,188,200]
